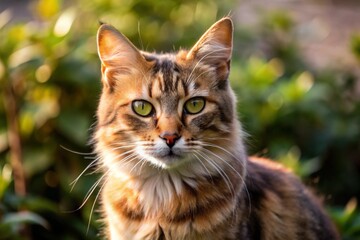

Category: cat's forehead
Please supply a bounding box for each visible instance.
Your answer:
[142,53,185,98]
[143,53,178,74]
[142,52,210,97]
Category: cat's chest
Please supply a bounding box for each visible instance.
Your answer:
[102,174,240,239]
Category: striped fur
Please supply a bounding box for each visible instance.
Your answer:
[94,17,339,239]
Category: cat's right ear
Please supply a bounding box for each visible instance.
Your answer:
[97,24,146,88]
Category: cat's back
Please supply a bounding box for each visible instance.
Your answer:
[240,157,339,240]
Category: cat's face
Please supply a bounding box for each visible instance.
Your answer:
[95,18,239,174]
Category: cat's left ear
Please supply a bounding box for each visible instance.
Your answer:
[187,17,233,76]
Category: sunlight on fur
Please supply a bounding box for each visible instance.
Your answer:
[72,17,342,239]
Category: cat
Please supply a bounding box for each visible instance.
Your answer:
[93,17,339,240]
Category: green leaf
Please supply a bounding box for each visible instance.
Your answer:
[23,147,54,177]
[23,196,58,213]
[350,34,360,61]
[2,211,49,229]
[0,164,12,199]
[57,110,91,145]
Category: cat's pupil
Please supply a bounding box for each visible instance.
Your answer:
[132,100,153,117]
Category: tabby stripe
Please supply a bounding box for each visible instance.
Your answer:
[101,112,117,127]
[160,59,175,92]
[174,75,180,93]
[158,76,164,92]
[214,79,228,90]
[182,78,188,96]
[167,191,233,223]
[123,114,149,130]
[192,112,217,129]
[117,198,144,221]
[116,176,234,224]
[148,80,153,98]
[248,213,262,240]
[99,104,126,127]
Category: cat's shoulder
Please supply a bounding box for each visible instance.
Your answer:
[246,156,314,207]
[244,157,339,240]
[247,156,295,184]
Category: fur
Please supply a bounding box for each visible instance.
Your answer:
[93,17,339,240]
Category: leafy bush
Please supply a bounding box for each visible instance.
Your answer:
[0,0,359,239]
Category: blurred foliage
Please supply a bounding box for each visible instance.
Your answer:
[330,198,360,240]
[0,0,359,239]
[351,34,360,61]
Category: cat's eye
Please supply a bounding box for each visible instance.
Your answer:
[132,100,154,117]
[184,97,205,114]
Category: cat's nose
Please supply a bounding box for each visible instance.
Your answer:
[160,132,180,148]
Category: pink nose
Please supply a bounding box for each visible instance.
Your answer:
[160,133,180,148]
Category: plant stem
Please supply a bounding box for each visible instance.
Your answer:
[3,79,32,239]
[3,83,26,197]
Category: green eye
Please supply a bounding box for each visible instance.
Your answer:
[184,97,205,114]
[132,100,154,117]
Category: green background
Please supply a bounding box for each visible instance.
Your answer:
[1,0,359,239]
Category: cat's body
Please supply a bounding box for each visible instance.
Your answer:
[94,18,339,239]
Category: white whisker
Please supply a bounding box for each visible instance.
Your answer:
[74,171,108,212]
[193,153,213,181]
[61,145,94,156]
[87,174,108,234]
[130,156,144,174]
[201,148,242,179]
[200,144,251,215]
[70,157,100,191]
[200,142,246,170]
[195,150,235,196]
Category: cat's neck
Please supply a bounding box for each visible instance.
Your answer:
[104,161,244,224]
[104,151,245,215]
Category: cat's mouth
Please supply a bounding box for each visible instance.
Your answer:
[148,149,189,169]
[157,150,182,162]
[166,150,177,157]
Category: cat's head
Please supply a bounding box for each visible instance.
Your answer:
[94,18,244,176]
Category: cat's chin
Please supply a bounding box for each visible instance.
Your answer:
[146,153,191,170]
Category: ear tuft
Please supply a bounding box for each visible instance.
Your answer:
[98,20,106,26]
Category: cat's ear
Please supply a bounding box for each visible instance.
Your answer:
[187,17,233,78]
[97,24,146,88]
